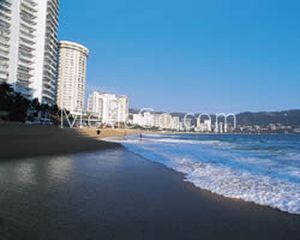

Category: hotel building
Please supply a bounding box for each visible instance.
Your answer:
[196,119,212,132]
[87,91,129,125]
[56,41,89,114]
[131,112,181,130]
[0,0,59,105]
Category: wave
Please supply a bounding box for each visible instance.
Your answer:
[150,138,224,145]
[104,135,225,146]
[118,134,300,215]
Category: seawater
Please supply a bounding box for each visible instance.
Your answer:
[113,134,300,214]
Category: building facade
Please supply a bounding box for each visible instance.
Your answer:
[87,91,129,125]
[131,112,181,130]
[0,0,59,105]
[196,119,212,132]
[56,41,89,114]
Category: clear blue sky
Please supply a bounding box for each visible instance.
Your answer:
[59,0,300,113]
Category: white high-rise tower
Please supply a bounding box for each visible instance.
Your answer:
[56,41,89,115]
[0,0,59,105]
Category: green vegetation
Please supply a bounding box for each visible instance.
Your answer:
[0,82,60,123]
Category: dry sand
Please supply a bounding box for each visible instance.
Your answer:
[0,122,121,160]
[77,127,143,139]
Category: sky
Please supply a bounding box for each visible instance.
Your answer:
[59,0,300,113]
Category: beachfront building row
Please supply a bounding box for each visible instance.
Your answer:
[87,91,129,125]
[0,0,59,105]
[131,112,228,132]
[0,0,91,115]
[56,41,89,115]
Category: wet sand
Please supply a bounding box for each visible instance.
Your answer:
[0,123,300,239]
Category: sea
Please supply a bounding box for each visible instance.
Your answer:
[113,133,300,215]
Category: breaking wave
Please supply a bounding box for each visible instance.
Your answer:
[108,134,300,214]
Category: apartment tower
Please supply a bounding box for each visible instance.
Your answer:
[87,91,129,124]
[57,41,89,114]
[0,0,59,105]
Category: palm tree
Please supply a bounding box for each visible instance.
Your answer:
[9,92,30,122]
[0,82,14,110]
[31,98,41,111]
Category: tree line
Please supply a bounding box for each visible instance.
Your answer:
[0,82,60,123]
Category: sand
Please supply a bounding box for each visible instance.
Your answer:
[0,122,121,160]
[77,127,143,139]
[0,122,300,239]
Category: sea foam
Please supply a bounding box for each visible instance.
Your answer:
[107,134,300,214]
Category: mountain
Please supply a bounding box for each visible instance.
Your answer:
[236,110,300,126]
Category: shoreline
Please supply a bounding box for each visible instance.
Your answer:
[1,147,299,239]
[1,122,300,239]
[124,146,300,216]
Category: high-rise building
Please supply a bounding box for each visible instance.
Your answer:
[0,0,59,105]
[56,41,89,114]
[87,91,129,125]
[196,119,212,132]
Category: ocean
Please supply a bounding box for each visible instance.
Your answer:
[114,133,300,215]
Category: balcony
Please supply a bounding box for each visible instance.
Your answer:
[0,60,8,67]
[0,40,9,49]
[17,71,33,81]
[20,29,36,39]
[20,4,37,20]
[21,1,37,13]
[0,34,9,43]
[19,49,34,59]
[0,66,8,75]
[43,73,57,85]
[0,10,11,21]
[42,90,56,102]
[0,4,11,17]
[0,26,10,36]
[18,55,34,65]
[19,36,35,47]
[18,62,34,72]
[0,55,9,61]
[0,17,11,28]
[20,22,36,33]
[18,64,33,72]
[23,0,38,7]
[0,47,9,56]
[20,13,37,26]
[0,0,12,7]
[43,84,56,96]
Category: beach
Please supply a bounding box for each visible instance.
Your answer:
[78,127,143,139]
[0,123,300,239]
[0,123,121,160]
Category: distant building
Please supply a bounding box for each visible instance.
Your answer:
[87,91,129,125]
[143,112,154,127]
[219,122,224,133]
[172,116,180,131]
[184,118,194,131]
[153,114,161,128]
[131,112,180,130]
[196,119,212,132]
[0,0,60,105]
[57,41,89,115]
[132,113,144,126]
[158,114,174,130]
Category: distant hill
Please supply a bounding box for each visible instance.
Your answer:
[236,110,300,126]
